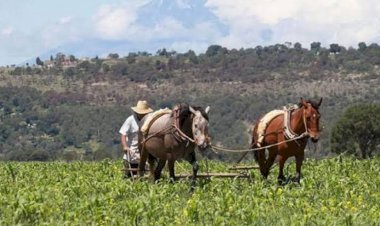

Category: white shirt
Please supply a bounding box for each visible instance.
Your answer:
[119,114,140,163]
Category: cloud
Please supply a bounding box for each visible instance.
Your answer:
[175,0,192,9]
[1,27,13,36]
[93,0,150,40]
[206,0,380,48]
[59,16,73,24]
[94,4,141,40]
[92,2,222,48]
[42,16,89,49]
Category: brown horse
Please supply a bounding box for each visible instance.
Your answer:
[138,104,210,186]
[251,98,322,184]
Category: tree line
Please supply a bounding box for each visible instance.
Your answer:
[0,42,379,161]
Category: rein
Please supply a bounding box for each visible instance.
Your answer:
[284,106,308,140]
[210,132,308,153]
[172,106,196,144]
[211,106,311,153]
[141,110,196,145]
[173,123,195,143]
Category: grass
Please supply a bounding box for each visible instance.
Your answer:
[0,157,379,225]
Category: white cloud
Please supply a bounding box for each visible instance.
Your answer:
[41,16,90,49]
[94,5,138,40]
[59,16,73,24]
[151,17,187,40]
[93,1,152,40]
[175,0,192,9]
[92,3,222,47]
[1,27,13,36]
[206,0,380,48]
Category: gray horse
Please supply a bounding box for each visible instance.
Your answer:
[138,104,210,186]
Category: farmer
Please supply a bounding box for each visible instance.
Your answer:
[119,100,153,178]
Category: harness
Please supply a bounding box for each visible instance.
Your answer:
[141,107,195,147]
[172,105,195,143]
[256,104,308,147]
[283,104,307,140]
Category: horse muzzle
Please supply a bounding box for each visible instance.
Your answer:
[309,133,320,143]
[307,130,320,143]
[310,137,319,143]
[197,137,211,151]
[198,143,208,150]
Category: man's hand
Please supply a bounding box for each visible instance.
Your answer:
[123,146,130,154]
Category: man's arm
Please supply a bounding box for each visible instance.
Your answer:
[120,134,129,154]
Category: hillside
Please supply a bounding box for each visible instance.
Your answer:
[0,43,379,161]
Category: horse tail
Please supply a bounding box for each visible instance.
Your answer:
[250,123,259,163]
[252,143,259,163]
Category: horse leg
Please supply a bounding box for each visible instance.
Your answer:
[187,152,199,189]
[256,149,268,179]
[264,148,277,179]
[276,155,287,185]
[147,154,156,178]
[293,153,304,184]
[154,159,166,182]
[138,147,148,177]
[168,159,176,183]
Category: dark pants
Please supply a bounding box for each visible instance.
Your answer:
[123,160,139,178]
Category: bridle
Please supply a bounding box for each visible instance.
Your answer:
[284,106,309,140]
[172,106,195,143]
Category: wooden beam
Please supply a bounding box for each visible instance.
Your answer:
[176,173,250,179]
[228,166,260,170]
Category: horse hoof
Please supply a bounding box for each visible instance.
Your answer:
[169,177,176,183]
[291,177,301,184]
[277,175,287,185]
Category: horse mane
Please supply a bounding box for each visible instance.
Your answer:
[172,104,209,127]
[297,99,320,110]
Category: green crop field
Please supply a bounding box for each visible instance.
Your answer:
[0,157,379,225]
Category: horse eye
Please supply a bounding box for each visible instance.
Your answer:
[194,124,198,128]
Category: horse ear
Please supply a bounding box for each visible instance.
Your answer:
[189,106,197,114]
[318,98,323,107]
[300,97,308,108]
[205,106,210,114]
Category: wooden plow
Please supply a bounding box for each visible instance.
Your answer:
[123,147,261,180]
[174,165,260,180]
[123,164,259,180]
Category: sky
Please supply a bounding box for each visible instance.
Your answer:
[1,0,380,66]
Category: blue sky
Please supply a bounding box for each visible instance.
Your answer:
[1,0,380,66]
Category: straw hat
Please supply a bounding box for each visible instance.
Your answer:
[131,100,153,114]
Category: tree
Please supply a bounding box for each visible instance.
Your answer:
[186,50,198,64]
[156,48,168,57]
[55,52,65,63]
[331,104,380,158]
[69,55,76,62]
[329,43,341,54]
[310,42,321,54]
[294,42,302,51]
[36,57,44,66]
[108,53,119,59]
[206,45,227,57]
[358,42,367,52]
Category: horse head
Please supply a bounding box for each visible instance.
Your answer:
[300,98,322,143]
[189,106,211,150]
